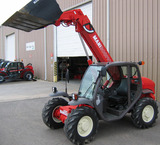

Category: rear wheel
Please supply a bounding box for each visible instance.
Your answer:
[0,75,5,83]
[131,97,158,128]
[42,98,68,129]
[27,63,32,66]
[23,72,33,81]
[64,106,98,145]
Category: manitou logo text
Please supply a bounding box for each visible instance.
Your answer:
[93,35,102,49]
[93,35,111,61]
[60,110,68,116]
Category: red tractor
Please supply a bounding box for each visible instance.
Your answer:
[3,0,158,144]
[0,61,34,83]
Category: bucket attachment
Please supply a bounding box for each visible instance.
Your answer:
[3,0,62,32]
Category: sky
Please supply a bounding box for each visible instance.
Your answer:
[0,0,31,25]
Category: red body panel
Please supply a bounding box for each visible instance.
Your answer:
[0,71,8,76]
[20,65,34,78]
[54,105,93,123]
[0,68,5,71]
[141,77,155,93]
[141,77,155,100]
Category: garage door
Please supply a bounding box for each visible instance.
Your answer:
[5,34,15,61]
[57,2,92,57]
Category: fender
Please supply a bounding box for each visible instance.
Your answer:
[142,89,154,94]
[0,71,7,76]
[142,77,155,93]
[68,98,94,107]
[141,89,155,100]
[20,69,34,78]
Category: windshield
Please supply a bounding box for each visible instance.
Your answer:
[0,62,3,68]
[5,62,11,68]
[78,65,102,100]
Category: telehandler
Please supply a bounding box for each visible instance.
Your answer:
[3,0,158,144]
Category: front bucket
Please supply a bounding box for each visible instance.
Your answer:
[3,0,62,32]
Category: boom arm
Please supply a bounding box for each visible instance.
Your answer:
[54,9,113,64]
[3,0,113,64]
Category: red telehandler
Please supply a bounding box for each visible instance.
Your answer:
[3,0,158,144]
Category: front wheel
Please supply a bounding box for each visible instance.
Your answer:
[64,106,99,145]
[42,98,68,129]
[0,75,5,83]
[131,97,158,128]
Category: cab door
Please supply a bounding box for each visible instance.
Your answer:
[93,62,142,122]
[7,62,19,79]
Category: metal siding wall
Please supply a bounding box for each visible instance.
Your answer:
[57,0,88,10]
[110,0,160,101]
[93,0,108,53]
[46,26,54,81]
[158,0,160,101]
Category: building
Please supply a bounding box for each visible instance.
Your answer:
[0,0,160,101]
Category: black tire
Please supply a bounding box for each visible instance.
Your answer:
[0,75,5,83]
[64,106,99,145]
[42,98,68,129]
[23,72,33,81]
[131,97,158,128]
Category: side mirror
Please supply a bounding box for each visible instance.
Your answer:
[65,69,69,83]
[52,87,58,93]
[100,67,106,77]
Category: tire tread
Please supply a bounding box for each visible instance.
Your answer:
[42,98,68,129]
[131,97,158,128]
[64,106,98,145]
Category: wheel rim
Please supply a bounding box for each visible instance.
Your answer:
[142,105,154,123]
[0,76,4,82]
[26,74,32,80]
[77,116,93,137]
[52,106,61,123]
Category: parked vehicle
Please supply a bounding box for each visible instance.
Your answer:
[0,61,34,83]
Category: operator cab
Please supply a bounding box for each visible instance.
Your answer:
[78,62,142,121]
[5,62,24,78]
[95,62,142,121]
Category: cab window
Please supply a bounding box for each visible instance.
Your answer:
[8,63,17,70]
[101,72,113,89]
[18,63,24,69]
